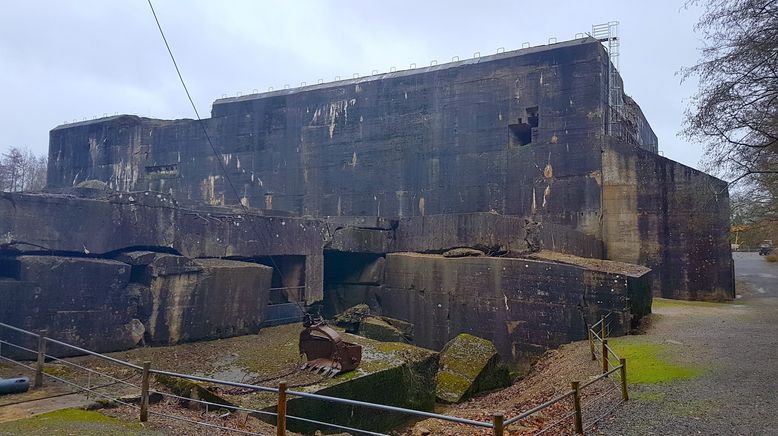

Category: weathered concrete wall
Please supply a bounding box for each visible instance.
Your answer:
[0,253,275,354]
[325,253,649,367]
[325,213,604,259]
[0,256,142,356]
[116,252,273,345]
[0,191,324,258]
[602,141,734,299]
[47,39,615,233]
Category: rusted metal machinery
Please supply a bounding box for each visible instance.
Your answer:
[299,314,362,377]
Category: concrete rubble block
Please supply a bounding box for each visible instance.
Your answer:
[155,374,236,410]
[442,247,485,258]
[380,316,414,341]
[332,304,414,342]
[436,333,511,403]
[334,303,371,332]
[0,255,141,355]
[144,258,272,345]
[282,333,440,433]
[357,316,407,343]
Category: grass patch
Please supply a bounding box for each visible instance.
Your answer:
[0,408,158,435]
[766,253,778,262]
[42,364,73,378]
[608,340,701,384]
[652,298,730,309]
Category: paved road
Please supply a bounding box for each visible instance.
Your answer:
[599,252,778,435]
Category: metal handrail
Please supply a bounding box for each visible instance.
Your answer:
[0,322,491,429]
[580,365,622,389]
[504,390,574,425]
[283,389,493,428]
[1,319,630,434]
[589,312,612,331]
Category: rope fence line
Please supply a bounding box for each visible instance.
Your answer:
[0,318,631,435]
[0,352,270,435]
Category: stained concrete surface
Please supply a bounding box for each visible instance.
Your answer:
[598,252,778,435]
[42,37,732,301]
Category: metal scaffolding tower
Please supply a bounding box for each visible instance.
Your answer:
[591,22,622,136]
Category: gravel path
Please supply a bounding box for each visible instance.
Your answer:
[598,252,778,435]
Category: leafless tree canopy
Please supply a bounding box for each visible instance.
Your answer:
[683,0,778,221]
[0,147,48,192]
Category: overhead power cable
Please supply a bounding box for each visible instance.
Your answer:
[146,0,303,312]
[146,0,247,213]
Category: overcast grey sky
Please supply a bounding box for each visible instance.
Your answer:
[0,1,707,169]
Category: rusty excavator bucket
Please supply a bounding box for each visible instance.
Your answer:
[299,314,362,377]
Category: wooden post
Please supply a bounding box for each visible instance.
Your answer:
[620,358,629,401]
[492,412,504,436]
[140,361,151,422]
[277,381,287,436]
[588,328,596,361]
[571,381,583,434]
[34,330,47,388]
[601,315,606,340]
[602,339,609,374]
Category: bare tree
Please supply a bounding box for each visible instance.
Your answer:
[683,0,778,219]
[0,147,48,192]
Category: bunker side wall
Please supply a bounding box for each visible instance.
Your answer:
[601,141,734,299]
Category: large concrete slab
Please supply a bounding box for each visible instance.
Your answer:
[330,252,651,369]
[0,256,141,356]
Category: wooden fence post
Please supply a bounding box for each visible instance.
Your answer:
[571,381,583,434]
[34,330,47,388]
[140,361,151,422]
[620,358,629,401]
[602,339,609,374]
[492,412,504,436]
[588,328,596,361]
[277,381,287,436]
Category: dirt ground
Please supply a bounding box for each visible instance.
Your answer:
[597,252,778,435]
[401,340,621,435]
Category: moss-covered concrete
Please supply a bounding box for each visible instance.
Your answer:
[0,408,162,435]
[435,334,511,403]
[155,374,236,410]
[357,316,407,342]
[67,323,439,434]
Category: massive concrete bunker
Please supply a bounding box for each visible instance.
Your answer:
[1,37,732,366]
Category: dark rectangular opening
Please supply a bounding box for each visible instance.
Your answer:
[323,251,385,318]
[509,121,532,146]
[526,106,539,128]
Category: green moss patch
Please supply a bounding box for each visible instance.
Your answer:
[435,334,511,403]
[0,408,157,435]
[42,364,73,378]
[609,340,701,384]
[652,298,731,309]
